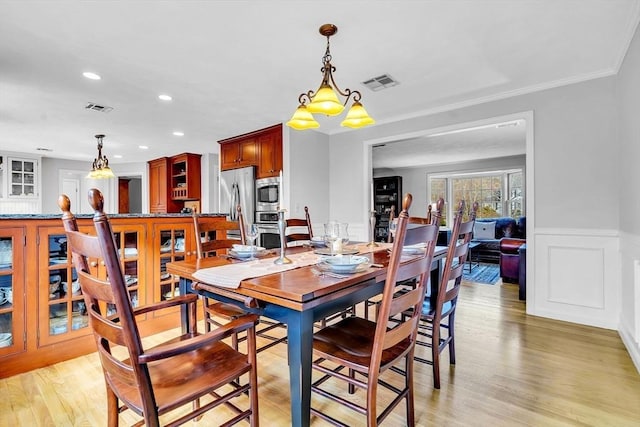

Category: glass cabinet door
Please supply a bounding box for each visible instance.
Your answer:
[9,157,37,198]
[41,230,91,346]
[106,226,145,317]
[0,228,25,357]
[154,224,191,316]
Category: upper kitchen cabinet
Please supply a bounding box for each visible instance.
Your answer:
[219,124,282,177]
[256,124,283,178]
[220,138,257,170]
[170,153,201,201]
[148,157,177,213]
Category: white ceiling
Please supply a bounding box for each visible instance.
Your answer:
[0,1,638,167]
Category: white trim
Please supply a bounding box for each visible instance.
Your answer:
[362,111,535,301]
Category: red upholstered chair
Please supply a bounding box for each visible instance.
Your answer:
[59,189,259,426]
[499,238,526,283]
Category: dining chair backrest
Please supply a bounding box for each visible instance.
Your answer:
[433,200,477,324]
[59,189,260,425]
[374,193,439,367]
[193,205,245,258]
[285,206,313,245]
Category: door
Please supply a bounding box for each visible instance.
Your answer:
[62,179,79,213]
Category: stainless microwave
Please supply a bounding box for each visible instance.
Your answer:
[255,176,280,212]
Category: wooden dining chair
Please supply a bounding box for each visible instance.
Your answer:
[414,199,477,389]
[59,189,259,427]
[285,206,313,246]
[193,208,286,353]
[311,193,439,426]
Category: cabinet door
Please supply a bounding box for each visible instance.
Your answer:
[220,142,240,170]
[152,224,195,317]
[38,225,145,346]
[237,139,257,166]
[149,159,168,212]
[8,157,38,198]
[257,131,282,178]
[0,228,25,357]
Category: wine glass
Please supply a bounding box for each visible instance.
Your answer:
[339,223,349,251]
[323,222,340,256]
[245,223,259,260]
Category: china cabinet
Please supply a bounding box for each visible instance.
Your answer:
[0,228,25,358]
[0,213,223,379]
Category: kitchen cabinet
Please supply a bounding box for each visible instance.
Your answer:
[148,153,201,213]
[257,124,283,178]
[0,228,25,358]
[220,138,257,170]
[219,123,282,177]
[8,157,38,198]
[0,213,223,379]
[373,176,402,242]
[37,224,146,347]
[170,153,201,200]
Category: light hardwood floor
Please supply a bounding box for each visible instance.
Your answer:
[2,280,640,426]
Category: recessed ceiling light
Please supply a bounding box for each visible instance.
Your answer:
[83,72,101,80]
[113,154,123,159]
[139,145,149,150]
[158,94,172,101]
[173,131,184,136]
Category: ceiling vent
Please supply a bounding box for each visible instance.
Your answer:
[362,74,399,92]
[85,102,113,113]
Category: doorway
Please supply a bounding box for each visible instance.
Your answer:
[365,111,534,307]
[118,176,142,213]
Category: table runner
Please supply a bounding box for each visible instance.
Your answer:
[193,251,322,289]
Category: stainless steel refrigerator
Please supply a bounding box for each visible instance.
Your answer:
[219,166,255,225]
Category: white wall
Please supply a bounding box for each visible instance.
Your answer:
[327,75,623,336]
[616,21,640,372]
[287,127,331,234]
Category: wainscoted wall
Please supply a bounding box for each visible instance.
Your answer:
[532,228,620,330]
[619,232,640,373]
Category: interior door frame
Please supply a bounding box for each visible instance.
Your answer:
[362,110,534,310]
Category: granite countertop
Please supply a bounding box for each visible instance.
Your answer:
[0,213,227,220]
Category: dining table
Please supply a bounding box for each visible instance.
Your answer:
[166,243,448,427]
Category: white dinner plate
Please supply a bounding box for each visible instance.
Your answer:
[319,255,369,273]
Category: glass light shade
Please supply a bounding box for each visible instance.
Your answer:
[87,166,115,179]
[341,101,375,128]
[307,84,344,116]
[286,104,320,130]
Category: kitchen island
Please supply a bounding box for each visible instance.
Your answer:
[0,213,226,378]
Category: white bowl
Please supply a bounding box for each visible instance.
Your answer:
[232,244,265,253]
[62,280,81,294]
[320,255,369,273]
[0,333,12,348]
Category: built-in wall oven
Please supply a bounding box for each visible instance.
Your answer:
[255,177,281,249]
[256,177,280,213]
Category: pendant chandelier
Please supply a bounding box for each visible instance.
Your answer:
[286,24,375,131]
[87,134,115,179]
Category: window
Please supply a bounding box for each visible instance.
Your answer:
[428,169,524,222]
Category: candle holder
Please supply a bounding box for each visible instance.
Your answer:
[367,210,378,248]
[274,209,292,265]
